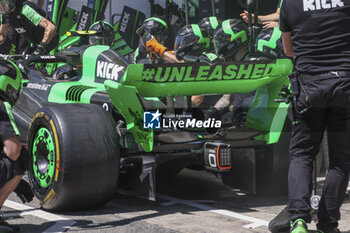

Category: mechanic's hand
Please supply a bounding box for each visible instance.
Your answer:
[145,37,168,58]
[274,85,293,104]
[205,106,221,120]
[240,10,256,24]
[14,179,34,203]
[33,42,48,55]
[263,21,278,29]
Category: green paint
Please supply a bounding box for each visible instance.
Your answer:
[222,19,247,43]
[169,67,186,82]
[196,66,210,81]
[115,59,293,149]
[209,17,219,29]
[4,102,19,136]
[204,52,218,62]
[257,27,282,52]
[144,17,168,28]
[105,79,154,152]
[192,24,210,48]
[22,5,43,26]
[208,65,222,80]
[32,127,55,188]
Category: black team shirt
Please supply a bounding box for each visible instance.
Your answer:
[279,0,350,73]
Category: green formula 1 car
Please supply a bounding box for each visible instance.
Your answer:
[1,0,323,212]
[1,42,299,211]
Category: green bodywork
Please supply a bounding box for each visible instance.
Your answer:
[43,43,293,152]
[42,1,293,153]
[105,59,292,151]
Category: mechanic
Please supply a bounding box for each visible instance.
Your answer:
[198,16,222,54]
[134,17,170,64]
[240,0,282,28]
[0,26,29,55]
[204,18,251,121]
[279,0,350,232]
[0,0,58,55]
[148,23,221,105]
[0,59,32,232]
[89,20,115,46]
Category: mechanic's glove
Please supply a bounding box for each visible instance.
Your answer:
[274,85,293,104]
[18,147,30,175]
[205,106,221,120]
[145,37,168,58]
[33,42,48,55]
[14,179,34,203]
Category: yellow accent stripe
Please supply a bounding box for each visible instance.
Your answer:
[49,119,60,182]
[44,189,56,203]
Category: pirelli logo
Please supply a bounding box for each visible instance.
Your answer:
[141,62,276,82]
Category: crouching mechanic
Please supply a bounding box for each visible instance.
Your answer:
[0,59,33,232]
[0,0,58,55]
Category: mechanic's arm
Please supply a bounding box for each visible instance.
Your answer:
[240,8,280,24]
[162,51,183,63]
[145,37,183,63]
[38,17,56,44]
[282,32,294,57]
[260,8,280,22]
[0,22,8,46]
[3,136,21,161]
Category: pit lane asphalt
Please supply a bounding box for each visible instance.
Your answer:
[3,169,350,233]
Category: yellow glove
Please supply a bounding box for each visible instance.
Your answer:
[145,37,168,58]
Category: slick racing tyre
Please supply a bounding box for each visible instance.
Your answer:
[27,104,120,211]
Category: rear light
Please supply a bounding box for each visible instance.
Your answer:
[204,142,232,172]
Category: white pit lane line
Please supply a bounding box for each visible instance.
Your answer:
[4,200,76,233]
[157,193,269,229]
[117,190,269,229]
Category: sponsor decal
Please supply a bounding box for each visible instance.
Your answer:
[9,44,16,55]
[141,62,275,82]
[303,0,344,11]
[96,60,124,81]
[119,12,130,33]
[14,27,26,34]
[77,12,89,30]
[118,6,145,50]
[143,110,221,129]
[76,6,95,31]
[40,56,56,59]
[44,189,55,204]
[27,83,51,91]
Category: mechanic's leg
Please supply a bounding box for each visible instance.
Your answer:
[317,84,350,231]
[288,110,325,223]
[0,175,22,208]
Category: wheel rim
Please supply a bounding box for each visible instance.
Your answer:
[32,127,56,189]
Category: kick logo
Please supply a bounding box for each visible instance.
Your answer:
[143,110,162,129]
[96,61,124,81]
[303,0,344,11]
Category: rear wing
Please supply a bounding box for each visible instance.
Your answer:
[105,59,293,152]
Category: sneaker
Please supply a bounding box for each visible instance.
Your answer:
[317,228,341,233]
[290,218,308,233]
[0,216,20,233]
